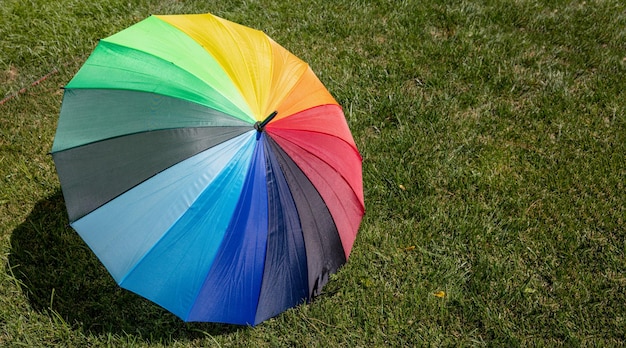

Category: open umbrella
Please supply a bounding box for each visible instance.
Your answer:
[51,13,364,325]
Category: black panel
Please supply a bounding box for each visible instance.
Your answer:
[53,126,251,221]
[266,137,346,298]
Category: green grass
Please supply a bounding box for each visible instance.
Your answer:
[2,0,625,346]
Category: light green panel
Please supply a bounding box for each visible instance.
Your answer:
[101,16,254,120]
[66,41,253,123]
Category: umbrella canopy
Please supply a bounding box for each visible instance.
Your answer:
[51,13,364,326]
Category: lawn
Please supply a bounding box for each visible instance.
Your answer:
[1,0,625,346]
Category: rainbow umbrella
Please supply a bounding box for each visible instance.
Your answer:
[51,13,364,325]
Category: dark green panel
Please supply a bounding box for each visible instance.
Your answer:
[52,89,253,153]
[53,126,252,222]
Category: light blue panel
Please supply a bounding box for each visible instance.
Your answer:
[72,131,256,284]
[186,136,269,324]
[117,132,259,319]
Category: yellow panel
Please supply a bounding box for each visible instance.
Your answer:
[157,13,272,120]
[262,39,308,118]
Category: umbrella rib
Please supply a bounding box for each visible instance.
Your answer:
[266,126,363,177]
[265,137,347,297]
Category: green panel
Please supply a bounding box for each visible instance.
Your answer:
[66,40,254,123]
[101,16,254,120]
[52,89,252,152]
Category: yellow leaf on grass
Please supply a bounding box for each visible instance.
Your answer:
[433,291,446,298]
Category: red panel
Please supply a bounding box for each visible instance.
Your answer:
[268,129,364,208]
[268,131,364,258]
[267,104,358,152]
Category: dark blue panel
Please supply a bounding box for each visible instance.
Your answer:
[266,137,346,298]
[254,135,309,324]
[186,136,269,324]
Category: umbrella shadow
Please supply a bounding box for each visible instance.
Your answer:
[8,192,241,341]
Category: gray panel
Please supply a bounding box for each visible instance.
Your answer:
[53,126,251,222]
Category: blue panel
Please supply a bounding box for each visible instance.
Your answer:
[72,131,255,285]
[77,131,257,320]
[186,135,269,324]
[254,136,308,324]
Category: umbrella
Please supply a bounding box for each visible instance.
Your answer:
[51,13,364,326]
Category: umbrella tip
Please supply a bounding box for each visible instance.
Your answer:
[254,111,278,132]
